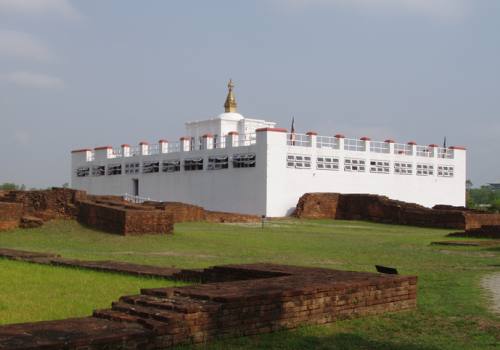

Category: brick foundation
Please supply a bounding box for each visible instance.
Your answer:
[448,225,500,239]
[77,200,173,235]
[0,262,417,350]
[294,192,500,230]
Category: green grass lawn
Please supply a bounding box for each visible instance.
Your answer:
[0,219,499,349]
[0,259,186,325]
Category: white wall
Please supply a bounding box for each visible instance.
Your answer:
[264,133,466,217]
[72,143,267,215]
[72,131,466,217]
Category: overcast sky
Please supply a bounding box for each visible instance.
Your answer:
[0,0,499,188]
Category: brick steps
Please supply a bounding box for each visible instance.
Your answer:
[0,262,418,349]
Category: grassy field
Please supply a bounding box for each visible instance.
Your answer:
[0,259,186,325]
[0,219,499,349]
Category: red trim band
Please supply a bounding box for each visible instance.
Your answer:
[158,139,168,143]
[94,146,112,150]
[450,146,467,150]
[202,133,214,138]
[256,127,288,133]
[228,131,239,135]
[428,144,439,148]
[306,131,318,136]
[360,136,371,141]
[384,139,395,143]
[139,141,149,145]
[334,134,345,138]
[71,148,92,153]
[407,141,417,145]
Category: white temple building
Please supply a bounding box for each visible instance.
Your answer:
[71,81,467,216]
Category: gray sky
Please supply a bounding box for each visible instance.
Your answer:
[0,0,499,188]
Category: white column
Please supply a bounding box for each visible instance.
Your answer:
[428,144,438,157]
[360,136,371,152]
[385,139,395,154]
[335,134,345,150]
[121,144,131,157]
[407,141,417,156]
[202,134,214,150]
[139,142,149,156]
[159,139,169,154]
[226,131,239,148]
[306,131,317,148]
[180,137,190,152]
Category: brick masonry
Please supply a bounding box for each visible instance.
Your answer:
[77,200,173,235]
[294,192,500,230]
[448,225,500,239]
[144,201,260,223]
[0,260,417,350]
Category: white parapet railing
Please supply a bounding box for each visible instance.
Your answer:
[238,133,257,146]
[394,143,413,156]
[437,147,454,159]
[344,138,366,152]
[316,136,340,149]
[123,193,152,204]
[287,133,311,147]
[416,145,433,157]
[369,141,390,154]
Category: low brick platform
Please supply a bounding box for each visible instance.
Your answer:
[448,225,500,239]
[294,192,500,229]
[77,200,173,235]
[0,262,417,350]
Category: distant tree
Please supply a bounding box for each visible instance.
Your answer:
[0,183,20,190]
[62,182,69,188]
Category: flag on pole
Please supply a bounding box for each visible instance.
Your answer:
[290,117,296,146]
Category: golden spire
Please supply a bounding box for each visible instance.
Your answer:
[224,79,237,113]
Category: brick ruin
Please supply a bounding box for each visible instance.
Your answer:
[0,188,260,235]
[448,225,500,239]
[0,259,417,350]
[294,192,500,230]
[0,189,173,235]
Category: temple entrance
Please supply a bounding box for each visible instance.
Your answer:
[132,179,139,196]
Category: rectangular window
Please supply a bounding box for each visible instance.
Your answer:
[394,162,413,175]
[184,158,204,171]
[125,162,140,174]
[208,155,229,170]
[437,165,454,177]
[92,166,105,177]
[287,154,311,169]
[370,160,390,174]
[416,163,434,176]
[143,161,160,174]
[107,164,122,175]
[76,167,90,177]
[316,157,339,171]
[344,158,366,172]
[162,159,180,173]
[233,153,256,168]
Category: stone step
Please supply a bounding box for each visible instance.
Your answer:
[111,301,184,324]
[121,294,221,314]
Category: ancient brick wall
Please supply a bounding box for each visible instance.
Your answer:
[463,213,500,230]
[294,192,470,229]
[0,188,86,221]
[448,225,500,239]
[77,200,173,235]
[145,202,207,222]
[0,263,418,349]
[294,193,340,219]
[0,202,23,231]
[205,210,260,223]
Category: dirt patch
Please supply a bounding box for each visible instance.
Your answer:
[481,273,500,315]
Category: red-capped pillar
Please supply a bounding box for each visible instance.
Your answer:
[202,134,214,150]
[159,139,169,154]
[226,131,239,148]
[139,141,149,156]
